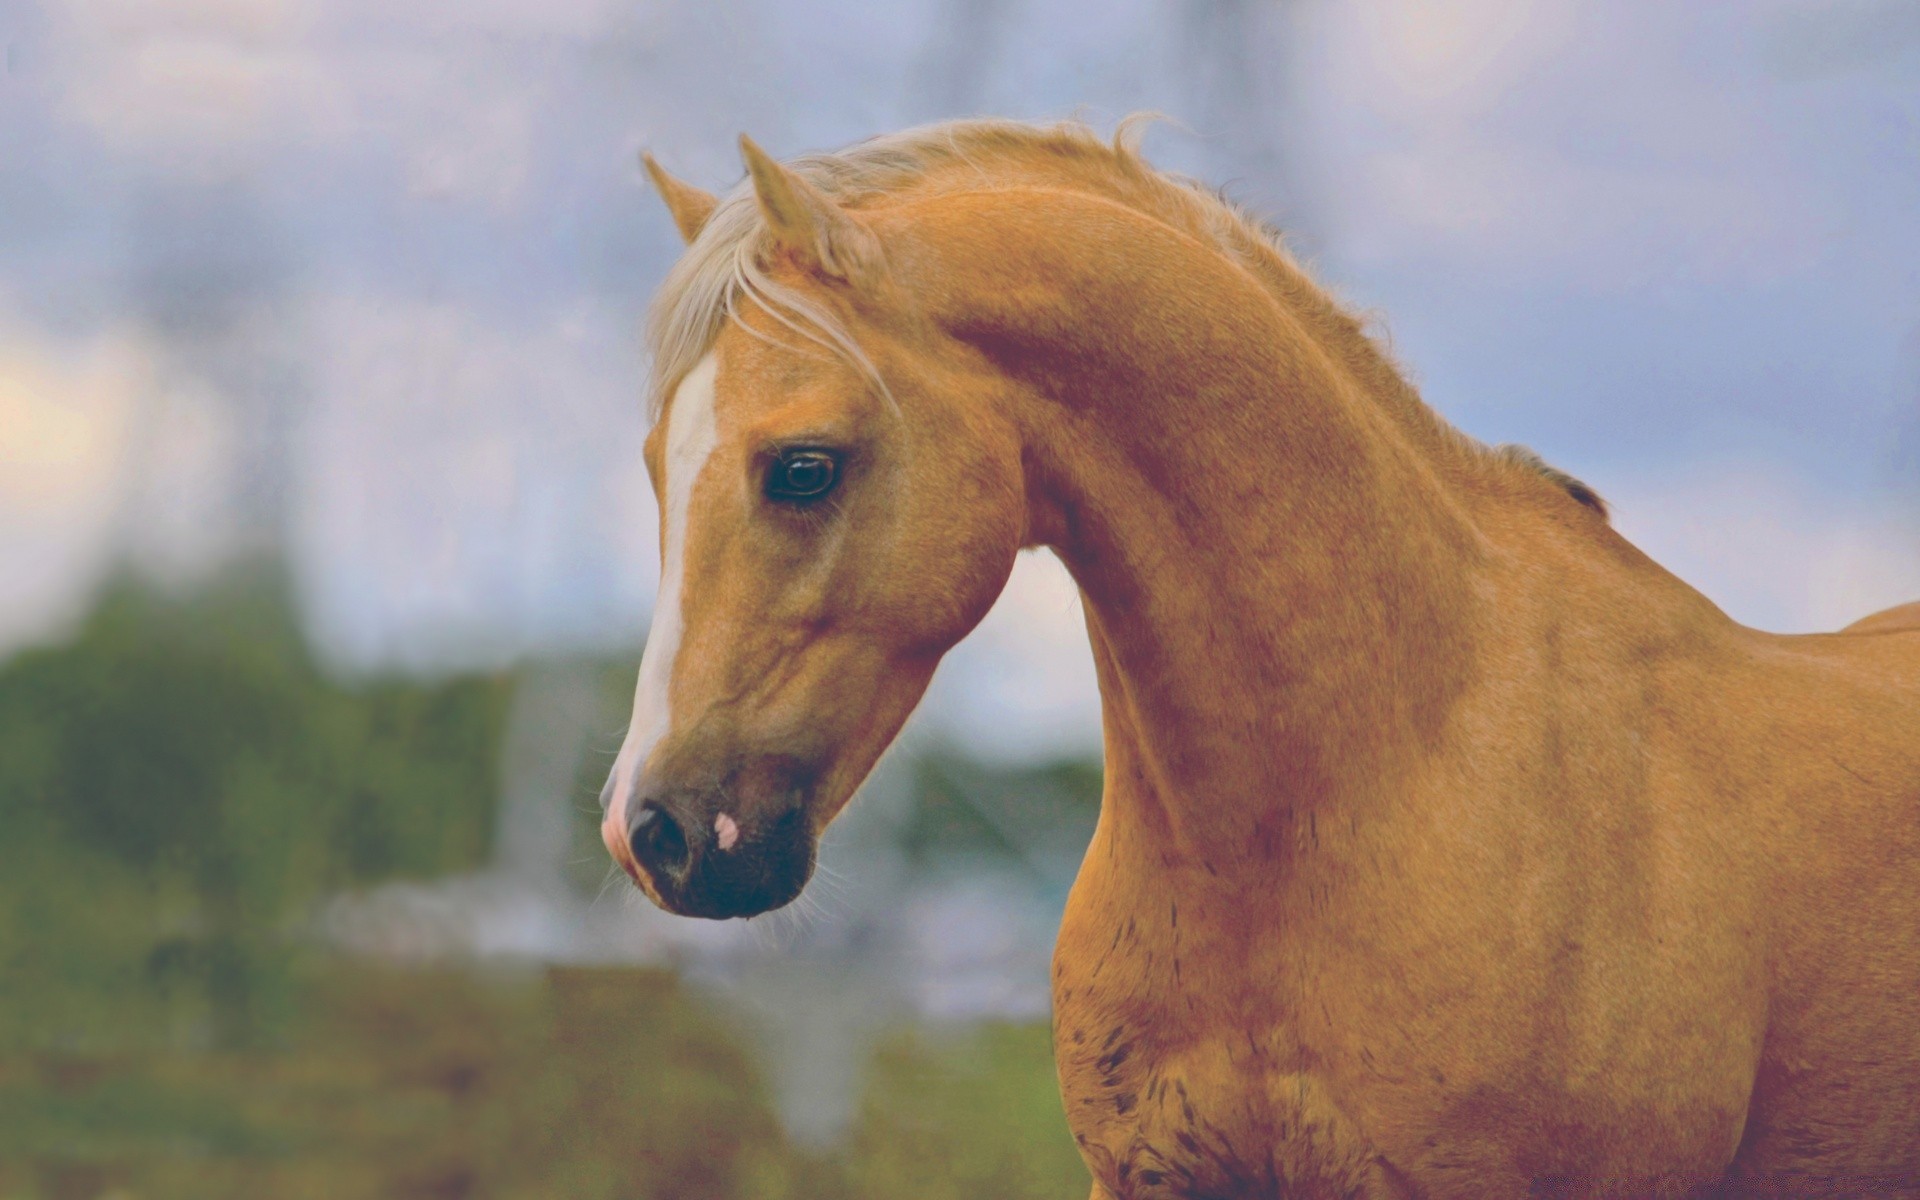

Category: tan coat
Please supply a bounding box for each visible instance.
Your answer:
[615,120,1920,1197]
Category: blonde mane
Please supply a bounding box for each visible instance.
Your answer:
[646,116,1605,517]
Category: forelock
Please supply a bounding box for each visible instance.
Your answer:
[643,117,1153,419]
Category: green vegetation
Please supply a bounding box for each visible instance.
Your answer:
[0,964,1088,1199]
[0,566,1097,1196]
[0,564,511,1052]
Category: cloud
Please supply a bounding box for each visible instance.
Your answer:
[45,0,346,159]
[1608,459,1920,633]
[38,0,634,214]
[293,292,654,672]
[123,371,243,586]
[912,549,1103,763]
[1765,0,1920,79]
[0,314,151,655]
[1294,0,1834,288]
[10,0,1916,759]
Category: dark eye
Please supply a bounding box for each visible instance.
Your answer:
[765,450,840,502]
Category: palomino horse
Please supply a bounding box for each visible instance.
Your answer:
[599,119,1920,1197]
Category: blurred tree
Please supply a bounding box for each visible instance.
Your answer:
[0,560,511,1050]
[0,565,1105,1194]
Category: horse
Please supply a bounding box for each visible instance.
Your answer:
[598,118,1920,1197]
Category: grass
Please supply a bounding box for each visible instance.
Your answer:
[0,960,1089,1200]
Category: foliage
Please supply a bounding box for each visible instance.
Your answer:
[0,964,1088,1199]
[0,564,511,1050]
[0,567,1099,1196]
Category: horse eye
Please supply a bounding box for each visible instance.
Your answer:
[766,450,839,502]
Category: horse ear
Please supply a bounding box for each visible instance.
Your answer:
[738,134,881,284]
[641,153,718,245]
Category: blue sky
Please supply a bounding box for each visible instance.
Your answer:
[1,0,1916,758]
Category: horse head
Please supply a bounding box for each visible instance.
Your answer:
[602,137,1034,918]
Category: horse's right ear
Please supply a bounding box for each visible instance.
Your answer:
[641,153,718,245]
[739,134,882,285]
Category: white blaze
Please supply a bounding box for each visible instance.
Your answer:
[608,352,720,829]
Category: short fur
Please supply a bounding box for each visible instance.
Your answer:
[610,119,1920,1197]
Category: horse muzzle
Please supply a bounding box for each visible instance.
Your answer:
[602,771,815,919]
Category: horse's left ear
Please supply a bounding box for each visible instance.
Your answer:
[739,134,882,284]
[641,153,718,245]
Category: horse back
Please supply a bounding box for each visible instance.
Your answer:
[1842,599,1920,636]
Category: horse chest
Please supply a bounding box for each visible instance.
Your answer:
[1054,994,1395,1198]
[1052,906,1395,1198]
[1050,847,1760,1198]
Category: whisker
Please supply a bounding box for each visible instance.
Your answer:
[587,865,625,915]
[803,868,853,918]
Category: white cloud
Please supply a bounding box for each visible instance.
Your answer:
[294,293,653,671]
[399,83,536,213]
[913,549,1104,763]
[40,0,616,209]
[325,0,626,40]
[1608,460,1920,633]
[123,371,242,586]
[47,0,346,159]
[1335,0,1574,117]
[1295,0,1831,287]
[0,318,152,655]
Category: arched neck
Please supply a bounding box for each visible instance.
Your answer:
[966,206,1489,867]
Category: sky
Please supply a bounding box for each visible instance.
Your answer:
[1,0,1917,761]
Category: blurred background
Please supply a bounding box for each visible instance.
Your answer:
[0,1,1915,1196]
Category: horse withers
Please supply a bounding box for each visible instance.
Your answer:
[599,119,1920,1197]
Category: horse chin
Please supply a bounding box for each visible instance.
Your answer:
[657,866,812,921]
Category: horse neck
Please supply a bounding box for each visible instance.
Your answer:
[991,227,1488,868]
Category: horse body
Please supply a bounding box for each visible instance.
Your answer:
[609,120,1920,1196]
[1054,505,1920,1196]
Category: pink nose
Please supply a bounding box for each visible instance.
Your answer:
[601,814,640,882]
[599,770,640,880]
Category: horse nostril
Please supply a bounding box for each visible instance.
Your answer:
[629,801,690,879]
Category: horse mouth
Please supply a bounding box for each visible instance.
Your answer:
[604,804,815,921]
